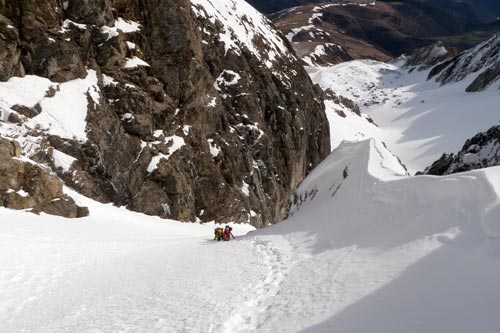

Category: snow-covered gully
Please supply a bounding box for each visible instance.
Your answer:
[2,139,500,332]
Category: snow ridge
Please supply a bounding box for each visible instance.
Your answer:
[252,138,500,332]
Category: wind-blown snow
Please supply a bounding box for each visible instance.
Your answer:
[255,139,500,332]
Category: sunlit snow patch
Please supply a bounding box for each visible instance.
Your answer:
[52,149,77,172]
[147,136,186,173]
[124,57,150,68]
[0,70,100,142]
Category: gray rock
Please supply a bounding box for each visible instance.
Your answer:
[430,34,500,91]
[0,138,89,218]
[423,125,500,175]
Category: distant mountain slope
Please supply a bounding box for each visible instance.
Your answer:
[407,0,500,28]
[248,0,333,14]
[249,0,500,23]
[271,1,450,66]
[307,36,500,174]
[434,20,500,51]
[259,0,499,66]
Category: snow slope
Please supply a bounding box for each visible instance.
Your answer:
[0,190,272,333]
[309,59,500,173]
[2,7,500,331]
[255,139,500,332]
[2,139,500,332]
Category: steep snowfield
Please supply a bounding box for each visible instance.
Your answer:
[2,140,500,332]
[309,59,500,173]
[255,139,500,332]
[2,2,500,331]
[0,189,267,332]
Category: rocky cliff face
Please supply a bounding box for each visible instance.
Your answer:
[429,34,500,92]
[423,125,500,175]
[0,0,330,226]
[403,41,456,71]
[0,137,88,217]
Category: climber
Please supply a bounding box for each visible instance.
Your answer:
[223,225,235,241]
[214,227,224,241]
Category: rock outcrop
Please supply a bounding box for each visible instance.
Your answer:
[403,42,456,71]
[0,137,88,217]
[0,0,330,226]
[423,125,500,175]
[429,34,500,92]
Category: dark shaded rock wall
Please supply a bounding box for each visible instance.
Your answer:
[429,34,500,92]
[0,0,330,226]
[423,125,500,175]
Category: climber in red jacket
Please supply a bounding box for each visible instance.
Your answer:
[223,225,235,241]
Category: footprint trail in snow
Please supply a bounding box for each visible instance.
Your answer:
[220,236,291,333]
